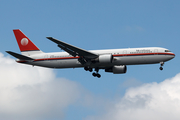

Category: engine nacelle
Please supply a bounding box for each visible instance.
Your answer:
[105,65,127,74]
[94,54,113,64]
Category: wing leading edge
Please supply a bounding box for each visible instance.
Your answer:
[46,37,98,59]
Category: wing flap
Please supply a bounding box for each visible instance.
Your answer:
[46,37,98,59]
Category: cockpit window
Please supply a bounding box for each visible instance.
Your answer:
[165,50,171,52]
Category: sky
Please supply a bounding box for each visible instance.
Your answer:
[0,0,180,120]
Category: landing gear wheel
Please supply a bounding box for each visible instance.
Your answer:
[89,68,93,72]
[92,72,97,77]
[84,67,89,71]
[92,72,101,78]
[97,74,101,78]
[160,67,163,70]
[84,66,93,72]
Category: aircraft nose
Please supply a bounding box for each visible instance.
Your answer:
[172,53,175,58]
[171,53,175,59]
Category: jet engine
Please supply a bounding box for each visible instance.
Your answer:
[92,54,113,64]
[105,65,127,74]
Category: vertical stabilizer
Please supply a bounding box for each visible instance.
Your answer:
[13,29,43,56]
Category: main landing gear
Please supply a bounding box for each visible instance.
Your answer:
[84,67,101,78]
[92,68,101,78]
[159,62,164,70]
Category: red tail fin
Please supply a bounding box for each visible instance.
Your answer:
[13,29,40,52]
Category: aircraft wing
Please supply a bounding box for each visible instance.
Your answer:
[46,37,98,59]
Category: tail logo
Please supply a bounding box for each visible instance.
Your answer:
[21,38,29,46]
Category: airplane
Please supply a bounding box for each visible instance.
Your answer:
[6,29,175,78]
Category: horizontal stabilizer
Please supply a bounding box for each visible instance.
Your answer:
[6,51,34,60]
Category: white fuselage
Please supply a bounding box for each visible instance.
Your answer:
[17,47,175,69]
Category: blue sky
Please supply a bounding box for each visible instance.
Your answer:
[0,0,180,120]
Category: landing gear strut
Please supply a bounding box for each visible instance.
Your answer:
[159,62,164,70]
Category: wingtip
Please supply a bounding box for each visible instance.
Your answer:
[46,37,53,39]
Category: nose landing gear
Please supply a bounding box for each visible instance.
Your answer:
[159,62,164,70]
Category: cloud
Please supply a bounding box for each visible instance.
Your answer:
[88,73,180,120]
[0,53,82,120]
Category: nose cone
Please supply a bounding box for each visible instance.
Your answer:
[163,49,175,62]
[169,52,175,60]
[172,53,175,59]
